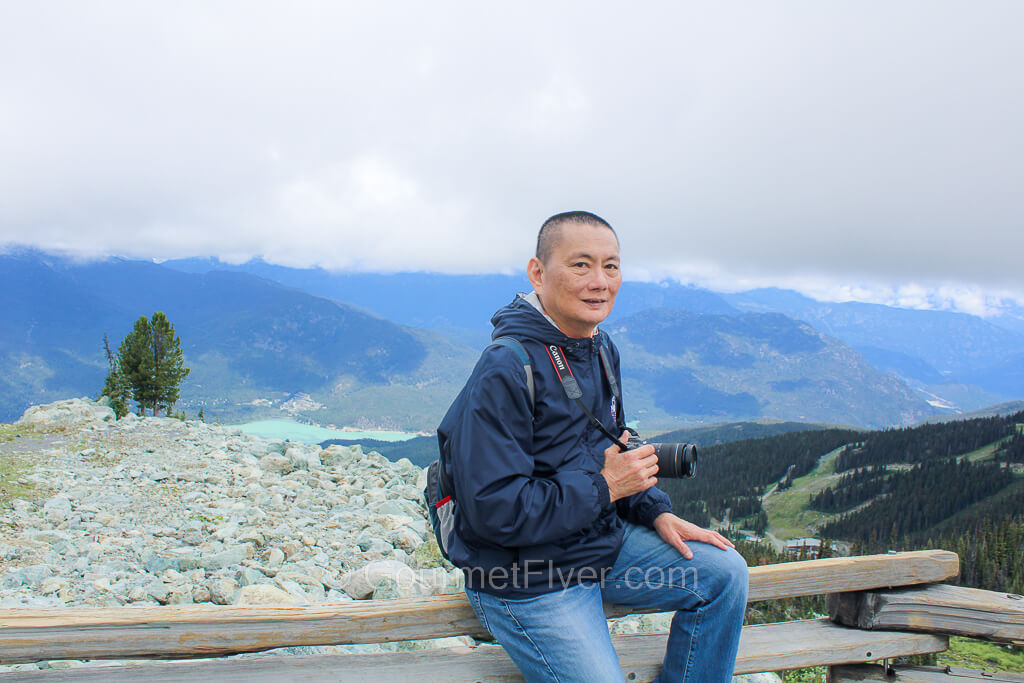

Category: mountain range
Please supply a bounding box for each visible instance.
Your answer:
[164,257,1024,414]
[2,248,1023,430]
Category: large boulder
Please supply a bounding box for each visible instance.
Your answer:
[41,497,73,525]
[234,584,302,605]
[319,445,354,467]
[207,576,240,605]
[285,446,322,471]
[259,454,292,474]
[17,398,116,430]
[337,560,423,600]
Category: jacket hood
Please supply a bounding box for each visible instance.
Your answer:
[490,292,605,349]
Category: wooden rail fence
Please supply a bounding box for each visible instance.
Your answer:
[0,549,1021,681]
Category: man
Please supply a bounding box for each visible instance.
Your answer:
[437,211,748,682]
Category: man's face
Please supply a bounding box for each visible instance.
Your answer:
[527,222,621,338]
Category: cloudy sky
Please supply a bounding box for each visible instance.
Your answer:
[2,2,1022,314]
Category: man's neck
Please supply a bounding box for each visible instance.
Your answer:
[521,291,597,339]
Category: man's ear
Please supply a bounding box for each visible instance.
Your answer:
[527,257,544,292]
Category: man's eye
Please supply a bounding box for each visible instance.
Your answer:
[605,263,619,270]
[573,262,588,268]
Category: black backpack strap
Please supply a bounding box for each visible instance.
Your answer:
[597,336,627,433]
[436,337,535,504]
[492,336,535,414]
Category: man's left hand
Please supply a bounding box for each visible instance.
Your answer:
[652,512,735,560]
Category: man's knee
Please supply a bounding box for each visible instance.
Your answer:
[715,547,749,605]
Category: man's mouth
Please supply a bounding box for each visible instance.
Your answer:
[583,299,606,305]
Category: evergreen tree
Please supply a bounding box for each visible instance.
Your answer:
[99,333,131,418]
[119,316,156,415]
[150,312,190,414]
[114,313,190,416]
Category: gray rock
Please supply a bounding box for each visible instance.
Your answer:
[42,496,73,524]
[235,566,267,587]
[141,550,176,575]
[213,523,240,541]
[176,544,252,571]
[234,584,300,605]
[237,529,266,546]
[208,576,239,605]
[319,445,351,467]
[260,454,292,474]
[265,547,286,567]
[231,452,259,466]
[373,500,409,516]
[145,581,171,604]
[338,560,419,600]
[325,589,354,602]
[37,577,70,603]
[387,527,424,552]
[191,585,212,603]
[285,447,322,471]
[249,439,288,457]
[1,564,53,589]
[167,585,194,605]
[639,612,674,632]
[275,578,316,602]
[17,398,115,429]
[371,575,429,600]
[412,568,464,596]
[360,538,393,555]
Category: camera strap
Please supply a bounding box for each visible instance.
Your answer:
[544,343,629,451]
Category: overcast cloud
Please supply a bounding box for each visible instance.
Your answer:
[2,2,1022,315]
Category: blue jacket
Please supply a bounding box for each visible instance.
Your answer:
[437,293,673,597]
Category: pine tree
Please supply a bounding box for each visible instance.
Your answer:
[119,316,156,415]
[99,333,131,418]
[150,312,190,415]
[114,313,190,416]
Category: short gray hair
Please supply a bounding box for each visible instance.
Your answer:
[536,211,617,264]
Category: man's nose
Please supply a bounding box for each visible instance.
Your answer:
[586,268,609,290]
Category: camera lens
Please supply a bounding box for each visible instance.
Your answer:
[652,443,697,478]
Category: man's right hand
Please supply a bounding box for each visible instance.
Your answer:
[601,431,659,502]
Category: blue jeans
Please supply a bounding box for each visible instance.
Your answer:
[464,523,749,682]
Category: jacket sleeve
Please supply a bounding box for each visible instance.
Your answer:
[616,486,673,528]
[451,349,611,547]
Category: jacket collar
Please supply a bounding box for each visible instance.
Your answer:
[489,292,601,358]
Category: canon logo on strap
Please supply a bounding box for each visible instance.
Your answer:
[548,345,567,373]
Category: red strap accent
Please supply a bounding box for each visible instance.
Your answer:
[435,495,452,508]
[544,345,562,380]
[544,344,575,379]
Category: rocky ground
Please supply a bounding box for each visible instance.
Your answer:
[0,398,777,681]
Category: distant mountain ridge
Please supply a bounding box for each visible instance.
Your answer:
[724,288,1024,411]
[165,259,1024,413]
[0,249,477,429]
[610,309,933,428]
[3,249,1021,429]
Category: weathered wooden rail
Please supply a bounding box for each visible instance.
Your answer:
[0,549,1020,681]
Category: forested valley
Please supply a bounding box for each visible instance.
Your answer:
[657,429,861,529]
[660,411,1024,598]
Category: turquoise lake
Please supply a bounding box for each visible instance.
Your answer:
[231,420,420,445]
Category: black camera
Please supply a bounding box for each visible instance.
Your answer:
[625,429,697,478]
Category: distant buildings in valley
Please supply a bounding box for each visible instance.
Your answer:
[785,538,822,559]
